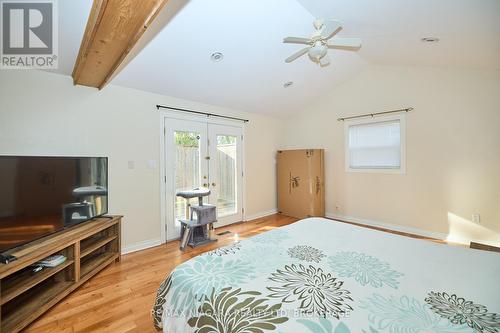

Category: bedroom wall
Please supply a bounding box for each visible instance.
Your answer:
[282,65,500,246]
[0,70,284,252]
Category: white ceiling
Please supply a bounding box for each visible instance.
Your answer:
[55,0,500,117]
[112,0,367,117]
[298,0,500,70]
[49,0,93,76]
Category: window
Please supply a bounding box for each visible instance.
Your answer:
[345,114,406,173]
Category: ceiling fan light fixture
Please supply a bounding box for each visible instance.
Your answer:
[283,18,361,66]
[308,43,328,62]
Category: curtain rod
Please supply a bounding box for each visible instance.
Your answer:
[337,107,414,121]
[156,105,249,123]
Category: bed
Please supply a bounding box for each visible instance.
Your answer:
[153,217,500,333]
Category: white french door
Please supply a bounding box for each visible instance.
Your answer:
[163,116,244,241]
[208,124,243,228]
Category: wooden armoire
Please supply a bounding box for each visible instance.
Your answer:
[277,149,325,219]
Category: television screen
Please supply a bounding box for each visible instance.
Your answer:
[0,156,108,252]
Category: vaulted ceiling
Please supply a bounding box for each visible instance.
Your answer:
[55,0,500,116]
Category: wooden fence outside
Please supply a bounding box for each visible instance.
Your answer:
[175,145,236,201]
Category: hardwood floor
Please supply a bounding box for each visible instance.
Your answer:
[23,214,298,333]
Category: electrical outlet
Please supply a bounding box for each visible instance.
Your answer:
[127,161,135,170]
[472,213,481,224]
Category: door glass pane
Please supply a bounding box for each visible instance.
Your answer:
[174,131,201,221]
[216,135,237,217]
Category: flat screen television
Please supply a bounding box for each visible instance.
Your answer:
[0,156,108,253]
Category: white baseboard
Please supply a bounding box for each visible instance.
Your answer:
[244,209,278,222]
[121,238,162,255]
[121,210,279,255]
[325,212,454,242]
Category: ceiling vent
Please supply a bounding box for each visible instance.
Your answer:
[211,52,224,62]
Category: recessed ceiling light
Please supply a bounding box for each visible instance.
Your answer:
[211,52,224,62]
[421,37,440,43]
[283,81,294,88]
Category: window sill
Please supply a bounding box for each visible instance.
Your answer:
[346,167,406,174]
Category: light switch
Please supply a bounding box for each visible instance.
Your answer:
[147,159,157,169]
[127,161,135,170]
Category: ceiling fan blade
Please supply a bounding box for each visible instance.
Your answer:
[319,55,330,67]
[285,47,310,63]
[283,37,311,45]
[327,38,362,49]
[321,20,342,40]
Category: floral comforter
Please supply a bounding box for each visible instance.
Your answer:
[153,217,500,333]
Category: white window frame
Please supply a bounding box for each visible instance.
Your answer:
[344,113,406,174]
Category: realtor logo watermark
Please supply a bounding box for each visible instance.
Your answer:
[1,0,58,69]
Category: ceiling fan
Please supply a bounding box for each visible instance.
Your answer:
[283,19,362,67]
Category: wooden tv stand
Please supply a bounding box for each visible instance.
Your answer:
[0,215,122,333]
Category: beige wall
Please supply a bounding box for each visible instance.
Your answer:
[0,70,283,251]
[2,65,498,249]
[283,65,500,246]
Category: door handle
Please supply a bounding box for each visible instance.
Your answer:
[289,172,300,194]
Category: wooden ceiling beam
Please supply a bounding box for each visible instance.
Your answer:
[72,0,169,89]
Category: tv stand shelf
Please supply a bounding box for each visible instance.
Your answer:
[80,234,117,258]
[0,259,74,305]
[0,215,122,333]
